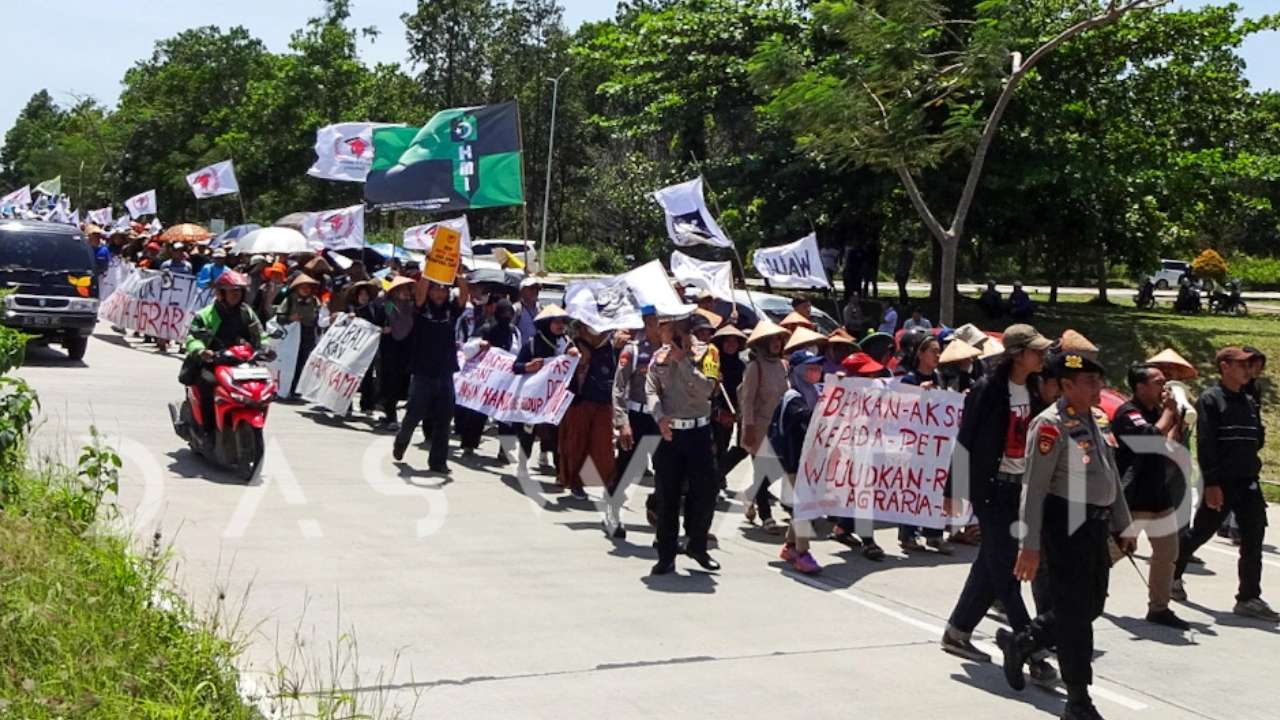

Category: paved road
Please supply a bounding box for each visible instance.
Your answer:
[22,327,1280,719]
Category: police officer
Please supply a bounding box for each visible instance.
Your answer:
[646,313,721,575]
[609,305,662,539]
[1002,352,1135,720]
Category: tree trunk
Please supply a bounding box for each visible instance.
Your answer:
[1096,250,1109,304]
[939,235,959,326]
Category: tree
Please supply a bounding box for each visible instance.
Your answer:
[0,91,66,188]
[402,0,501,108]
[751,0,1171,324]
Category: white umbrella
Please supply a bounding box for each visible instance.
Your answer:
[233,227,309,255]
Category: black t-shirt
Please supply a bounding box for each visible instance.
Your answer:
[1112,400,1181,512]
[409,300,463,378]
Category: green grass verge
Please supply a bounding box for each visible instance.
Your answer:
[0,462,258,719]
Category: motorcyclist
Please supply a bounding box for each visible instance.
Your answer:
[183,270,271,432]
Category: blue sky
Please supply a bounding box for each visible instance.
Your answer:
[0,0,1276,138]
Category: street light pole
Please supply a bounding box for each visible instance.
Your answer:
[539,68,568,276]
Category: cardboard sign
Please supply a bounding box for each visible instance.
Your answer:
[793,377,965,528]
[425,226,462,285]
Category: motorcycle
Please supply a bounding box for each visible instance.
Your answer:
[1134,278,1157,309]
[1209,279,1248,316]
[1174,277,1202,314]
[169,343,277,481]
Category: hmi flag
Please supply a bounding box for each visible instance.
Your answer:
[365,102,524,212]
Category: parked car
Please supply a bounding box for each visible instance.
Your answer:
[0,220,99,360]
[472,239,543,274]
[1147,259,1190,290]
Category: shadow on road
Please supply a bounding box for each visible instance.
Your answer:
[948,665,1066,716]
[164,449,255,487]
[1102,612,1214,646]
[22,345,86,368]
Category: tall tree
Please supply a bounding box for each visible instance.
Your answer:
[751,0,1171,323]
[0,91,66,188]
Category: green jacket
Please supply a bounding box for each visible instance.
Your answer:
[184,303,267,357]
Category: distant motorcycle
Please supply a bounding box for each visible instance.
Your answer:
[1134,278,1157,309]
[1174,277,1202,314]
[1210,279,1248,316]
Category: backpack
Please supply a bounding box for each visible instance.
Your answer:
[766,389,802,459]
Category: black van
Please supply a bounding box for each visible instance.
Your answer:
[0,220,99,360]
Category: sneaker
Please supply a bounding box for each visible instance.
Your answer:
[392,442,407,462]
[1233,597,1280,622]
[900,537,926,553]
[570,487,588,500]
[940,629,990,663]
[1170,578,1187,602]
[1146,608,1191,631]
[1029,659,1059,689]
[496,449,512,465]
[780,543,799,563]
[927,537,954,555]
[792,551,822,574]
[997,628,1027,691]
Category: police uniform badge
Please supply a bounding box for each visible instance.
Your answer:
[1037,424,1060,455]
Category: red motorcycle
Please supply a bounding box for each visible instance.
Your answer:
[169,343,277,481]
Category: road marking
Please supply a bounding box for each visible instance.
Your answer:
[1200,543,1280,569]
[777,569,1149,712]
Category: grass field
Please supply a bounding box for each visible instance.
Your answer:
[881,292,1280,500]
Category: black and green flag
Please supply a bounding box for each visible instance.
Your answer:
[365,101,524,212]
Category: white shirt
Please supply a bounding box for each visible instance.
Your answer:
[998,381,1032,475]
[903,318,933,332]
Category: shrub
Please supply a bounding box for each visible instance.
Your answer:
[1191,249,1228,283]
[1230,254,1280,289]
[544,244,626,275]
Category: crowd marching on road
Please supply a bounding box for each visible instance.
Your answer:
[49,215,1276,720]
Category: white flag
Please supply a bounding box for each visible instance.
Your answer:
[113,215,133,232]
[619,260,696,318]
[1,185,32,209]
[402,216,473,254]
[564,276,644,332]
[186,160,240,199]
[302,204,365,250]
[652,177,732,249]
[125,190,157,218]
[148,218,163,234]
[308,122,398,183]
[670,250,734,301]
[753,233,830,290]
[88,207,113,226]
[67,209,80,226]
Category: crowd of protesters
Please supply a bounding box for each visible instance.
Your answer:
[88,219,1275,720]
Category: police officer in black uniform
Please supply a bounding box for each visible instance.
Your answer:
[1002,352,1135,720]
[646,313,720,576]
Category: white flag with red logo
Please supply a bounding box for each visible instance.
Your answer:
[1,185,32,209]
[302,204,365,250]
[308,123,399,183]
[402,216,473,255]
[186,160,240,199]
[125,190,157,218]
[88,207,113,226]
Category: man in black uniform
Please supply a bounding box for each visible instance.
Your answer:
[1173,346,1278,621]
[1112,364,1191,630]
[646,314,720,576]
[1003,352,1136,720]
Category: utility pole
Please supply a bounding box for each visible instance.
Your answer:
[539,68,568,276]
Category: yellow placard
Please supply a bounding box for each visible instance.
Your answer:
[424,227,462,285]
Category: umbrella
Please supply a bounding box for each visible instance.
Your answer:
[157,223,212,244]
[367,242,424,263]
[274,212,311,231]
[212,223,261,249]
[233,227,310,255]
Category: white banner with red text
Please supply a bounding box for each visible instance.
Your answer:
[454,347,578,425]
[295,314,381,413]
[792,376,964,529]
[98,267,211,342]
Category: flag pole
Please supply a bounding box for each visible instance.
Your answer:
[514,99,532,272]
[806,213,841,322]
[689,152,759,315]
[237,192,248,225]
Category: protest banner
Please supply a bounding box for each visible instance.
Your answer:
[98,267,211,342]
[424,225,463,285]
[793,376,964,529]
[99,257,128,302]
[454,347,579,425]
[753,233,830,289]
[295,314,381,413]
[264,321,302,399]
